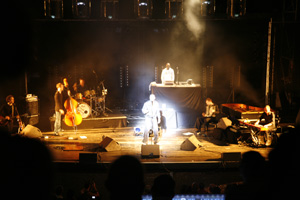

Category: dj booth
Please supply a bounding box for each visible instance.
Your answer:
[150,82,201,128]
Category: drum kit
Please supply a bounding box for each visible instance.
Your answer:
[74,83,111,119]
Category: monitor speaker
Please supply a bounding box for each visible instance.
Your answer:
[217,117,232,130]
[21,125,42,138]
[180,135,202,151]
[99,137,121,151]
[141,144,160,158]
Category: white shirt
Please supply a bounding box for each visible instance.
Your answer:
[161,68,175,83]
[142,100,160,120]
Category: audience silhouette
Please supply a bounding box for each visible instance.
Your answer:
[267,127,298,200]
[105,155,145,200]
[0,130,54,200]
[225,151,267,200]
[151,174,175,200]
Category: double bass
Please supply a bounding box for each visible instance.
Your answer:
[64,93,82,127]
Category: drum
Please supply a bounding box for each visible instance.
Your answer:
[77,102,91,119]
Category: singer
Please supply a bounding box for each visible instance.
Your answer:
[142,94,160,144]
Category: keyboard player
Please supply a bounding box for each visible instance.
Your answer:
[253,105,275,146]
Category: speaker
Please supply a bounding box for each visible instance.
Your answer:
[141,145,160,158]
[217,117,232,130]
[26,97,39,115]
[180,135,202,151]
[21,125,42,138]
[99,137,121,152]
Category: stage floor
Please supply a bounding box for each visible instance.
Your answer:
[41,127,273,163]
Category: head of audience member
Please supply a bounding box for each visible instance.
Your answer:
[151,174,175,200]
[240,151,266,183]
[268,129,298,199]
[105,155,145,200]
[0,131,54,200]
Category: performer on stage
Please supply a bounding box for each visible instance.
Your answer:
[254,105,275,146]
[255,105,275,128]
[161,63,175,85]
[159,110,167,135]
[194,98,216,134]
[63,78,70,91]
[73,78,86,94]
[142,94,160,144]
[62,78,71,101]
[54,83,64,136]
[0,95,20,133]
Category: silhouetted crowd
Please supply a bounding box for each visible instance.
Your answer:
[0,124,298,200]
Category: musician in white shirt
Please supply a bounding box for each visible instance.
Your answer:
[161,63,175,84]
[142,94,160,144]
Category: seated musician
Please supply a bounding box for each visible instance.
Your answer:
[254,105,275,146]
[194,98,216,135]
[0,95,20,133]
[73,78,85,100]
[255,105,275,129]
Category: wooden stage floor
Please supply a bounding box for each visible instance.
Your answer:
[41,127,273,164]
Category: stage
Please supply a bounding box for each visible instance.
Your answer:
[41,126,272,165]
[49,110,127,130]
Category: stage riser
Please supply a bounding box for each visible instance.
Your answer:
[49,116,127,130]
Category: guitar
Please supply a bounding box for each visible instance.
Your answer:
[0,115,9,126]
[0,115,24,133]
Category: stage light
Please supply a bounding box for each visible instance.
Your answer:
[139,2,147,7]
[77,2,86,6]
